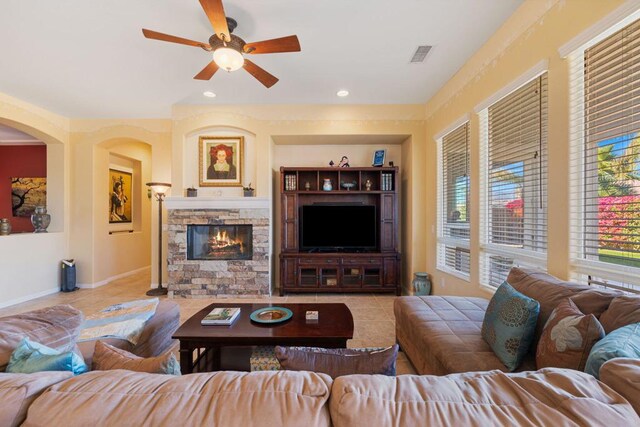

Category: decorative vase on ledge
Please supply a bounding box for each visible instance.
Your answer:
[412,272,431,296]
[243,189,255,197]
[0,218,11,235]
[186,188,198,197]
[31,206,51,233]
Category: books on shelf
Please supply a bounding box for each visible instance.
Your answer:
[285,174,297,191]
[381,173,393,191]
[201,307,241,325]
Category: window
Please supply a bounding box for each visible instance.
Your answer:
[569,17,640,291]
[479,73,548,288]
[437,122,470,278]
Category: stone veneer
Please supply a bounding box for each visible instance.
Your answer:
[166,198,270,298]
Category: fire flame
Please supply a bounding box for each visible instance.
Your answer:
[208,230,244,253]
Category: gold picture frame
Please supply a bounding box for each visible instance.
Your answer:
[199,136,244,187]
[109,168,133,223]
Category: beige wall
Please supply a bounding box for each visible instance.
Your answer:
[422,0,627,297]
[69,121,171,288]
[0,93,70,307]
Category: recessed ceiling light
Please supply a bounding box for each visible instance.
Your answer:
[203,91,217,98]
[337,90,349,97]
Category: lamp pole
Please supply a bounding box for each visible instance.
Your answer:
[146,182,171,297]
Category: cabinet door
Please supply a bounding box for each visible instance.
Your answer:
[281,258,296,288]
[383,257,398,289]
[380,194,396,252]
[298,267,319,288]
[341,267,363,289]
[282,194,298,252]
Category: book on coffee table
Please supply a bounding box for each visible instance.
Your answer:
[201,307,240,325]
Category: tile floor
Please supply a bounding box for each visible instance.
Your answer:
[0,269,417,374]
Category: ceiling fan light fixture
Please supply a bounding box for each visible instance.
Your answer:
[213,47,244,72]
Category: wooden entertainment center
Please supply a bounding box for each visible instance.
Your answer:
[279,166,401,296]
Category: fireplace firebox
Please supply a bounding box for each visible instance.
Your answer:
[187,225,253,260]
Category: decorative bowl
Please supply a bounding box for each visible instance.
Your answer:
[341,182,357,190]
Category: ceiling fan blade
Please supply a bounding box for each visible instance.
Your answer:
[199,0,230,42]
[244,35,301,54]
[243,59,279,88]
[142,29,211,50]
[194,61,220,80]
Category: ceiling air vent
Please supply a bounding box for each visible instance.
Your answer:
[410,45,432,63]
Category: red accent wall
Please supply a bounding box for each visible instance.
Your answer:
[0,145,47,233]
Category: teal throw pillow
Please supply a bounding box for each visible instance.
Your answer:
[6,337,88,375]
[481,281,540,371]
[585,322,640,379]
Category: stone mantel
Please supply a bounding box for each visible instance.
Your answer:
[165,197,270,210]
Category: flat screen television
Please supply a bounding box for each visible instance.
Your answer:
[300,204,377,251]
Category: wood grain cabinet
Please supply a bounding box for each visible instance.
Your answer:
[279,167,401,295]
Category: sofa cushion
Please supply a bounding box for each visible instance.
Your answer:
[536,299,604,371]
[329,369,639,427]
[585,323,640,379]
[92,340,180,375]
[599,295,640,334]
[599,358,640,416]
[275,345,397,378]
[22,370,333,427]
[481,281,539,371]
[0,305,84,372]
[6,338,88,375]
[0,371,73,427]
[506,268,621,339]
[394,296,536,375]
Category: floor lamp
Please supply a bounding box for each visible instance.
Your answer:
[146,182,171,297]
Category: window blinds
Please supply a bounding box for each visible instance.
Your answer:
[480,73,548,288]
[569,18,640,290]
[437,122,470,277]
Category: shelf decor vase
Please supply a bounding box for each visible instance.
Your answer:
[0,218,11,235]
[412,272,431,296]
[322,179,333,191]
[31,206,51,233]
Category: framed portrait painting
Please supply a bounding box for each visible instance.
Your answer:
[199,136,244,187]
[109,168,132,223]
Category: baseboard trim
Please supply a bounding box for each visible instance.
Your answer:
[77,266,151,289]
[0,287,60,309]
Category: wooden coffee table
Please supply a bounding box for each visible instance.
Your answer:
[173,302,354,373]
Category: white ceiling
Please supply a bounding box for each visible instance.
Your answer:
[0,124,43,144]
[0,0,523,119]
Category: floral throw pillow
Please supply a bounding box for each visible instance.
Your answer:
[481,281,540,371]
[536,298,605,371]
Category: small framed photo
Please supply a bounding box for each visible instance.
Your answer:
[199,136,244,187]
[372,149,386,167]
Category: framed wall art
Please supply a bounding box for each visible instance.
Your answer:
[109,167,132,223]
[199,136,244,187]
[11,177,46,217]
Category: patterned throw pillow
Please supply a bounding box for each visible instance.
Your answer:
[536,298,604,371]
[481,281,540,371]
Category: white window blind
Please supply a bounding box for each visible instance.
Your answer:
[479,73,548,288]
[437,122,470,278]
[569,17,640,291]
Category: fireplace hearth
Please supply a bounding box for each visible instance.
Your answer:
[187,225,252,260]
[166,198,270,298]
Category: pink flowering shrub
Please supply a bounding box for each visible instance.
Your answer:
[599,195,640,251]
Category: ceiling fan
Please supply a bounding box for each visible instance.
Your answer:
[142,0,301,88]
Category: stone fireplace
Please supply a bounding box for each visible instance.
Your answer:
[165,198,270,298]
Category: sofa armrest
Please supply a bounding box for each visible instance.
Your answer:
[600,357,640,415]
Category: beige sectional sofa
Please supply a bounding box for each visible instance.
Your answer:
[2,365,638,426]
[394,267,630,375]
